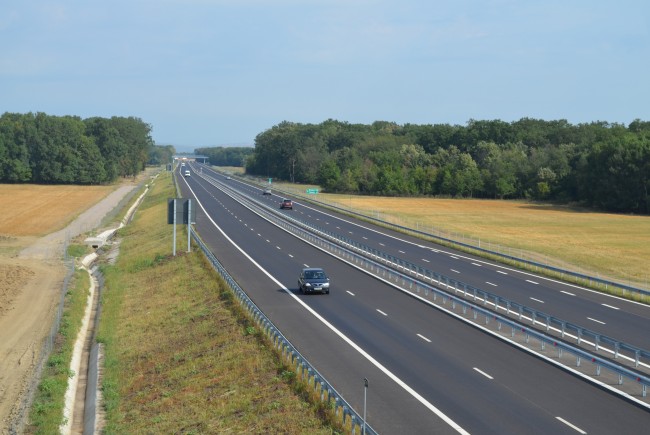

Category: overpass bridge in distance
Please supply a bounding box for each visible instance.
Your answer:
[173,154,209,163]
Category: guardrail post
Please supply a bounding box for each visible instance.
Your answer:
[636,350,641,367]
[577,329,582,345]
[595,335,600,351]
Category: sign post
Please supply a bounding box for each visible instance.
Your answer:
[187,199,192,252]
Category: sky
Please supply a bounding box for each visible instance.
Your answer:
[1,1,649,151]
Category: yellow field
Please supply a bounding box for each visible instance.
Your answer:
[0,184,116,236]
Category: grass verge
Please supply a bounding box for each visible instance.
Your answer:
[26,268,89,433]
[97,172,337,434]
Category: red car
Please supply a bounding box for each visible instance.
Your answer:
[280,199,293,209]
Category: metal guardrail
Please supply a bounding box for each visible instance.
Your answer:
[191,228,377,434]
[197,172,650,401]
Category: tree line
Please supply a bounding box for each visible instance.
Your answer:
[194,146,253,167]
[0,112,154,184]
[245,118,650,214]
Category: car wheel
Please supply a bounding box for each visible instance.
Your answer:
[326,290,330,294]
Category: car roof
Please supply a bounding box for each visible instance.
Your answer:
[302,267,324,272]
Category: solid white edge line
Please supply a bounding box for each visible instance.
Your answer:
[555,416,587,434]
[417,334,432,343]
[183,181,470,435]
[472,368,493,380]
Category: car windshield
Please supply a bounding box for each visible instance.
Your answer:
[305,270,325,279]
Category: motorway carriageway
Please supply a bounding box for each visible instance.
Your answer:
[175,164,650,434]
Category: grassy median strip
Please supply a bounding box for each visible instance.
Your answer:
[96,173,335,434]
[27,263,89,433]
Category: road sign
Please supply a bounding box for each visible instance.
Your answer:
[306,188,319,194]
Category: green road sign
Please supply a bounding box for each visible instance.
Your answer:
[306,188,319,194]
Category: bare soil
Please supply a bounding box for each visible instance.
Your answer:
[0,179,146,433]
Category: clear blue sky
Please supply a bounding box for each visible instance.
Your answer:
[1,1,648,150]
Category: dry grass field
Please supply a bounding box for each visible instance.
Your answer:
[0,184,115,237]
[322,195,650,288]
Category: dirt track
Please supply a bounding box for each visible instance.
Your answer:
[0,183,142,433]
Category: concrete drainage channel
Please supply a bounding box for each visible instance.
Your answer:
[59,183,151,435]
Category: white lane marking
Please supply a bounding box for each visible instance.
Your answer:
[379,242,385,246]
[417,334,432,343]
[602,303,620,310]
[556,417,587,434]
[398,250,405,254]
[587,317,606,325]
[496,270,508,275]
[377,309,387,316]
[303,264,310,268]
[450,269,460,274]
[363,236,368,240]
[265,239,270,243]
[422,259,430,263]
[485,282,498,287]
[349,231,354,234]
[530,297,545,304]
[526,279,539,285]
[431,249,440,253]
[257,233,261,236]
[471,262,482,267]
[336,226,341,229]
[288,254,294,258]
[276,246,281,250]
[450,255,459,259]
[244,223,248,227]
[561,290,575,296]
[473,368,494,380]
[346,290,355,296]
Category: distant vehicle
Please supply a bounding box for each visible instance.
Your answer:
[263,188,272,195]
[298,268,330,294]
[280,199,293,209]
[226,176,232,180]
[181,162,185,166]
[184,170,191,177]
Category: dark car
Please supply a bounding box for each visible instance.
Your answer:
[280,199,293,209]
[298,268,330,294]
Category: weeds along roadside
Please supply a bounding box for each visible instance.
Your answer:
[27,263,89,433]
[95,172,338,434]
[24,177,154,433]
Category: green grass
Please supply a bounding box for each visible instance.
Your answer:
[97,172,338,434]
[27,269,89,434]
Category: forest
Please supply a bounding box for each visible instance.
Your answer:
[194,146,253,167]
[245,118,650,214]
[0,112,154,184]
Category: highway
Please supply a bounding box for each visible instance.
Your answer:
[212,165,650,354]
[178,164,650,433]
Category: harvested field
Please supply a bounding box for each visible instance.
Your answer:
[0,184,115,237]
[319,195,650,287]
